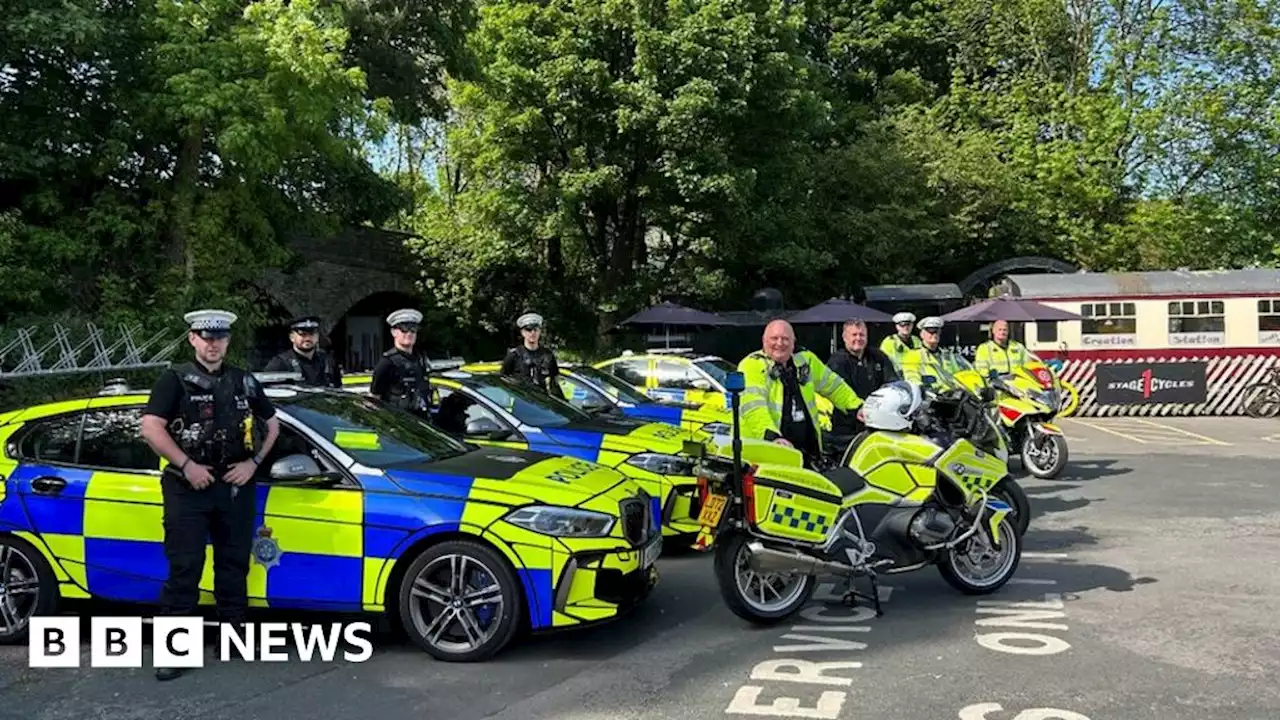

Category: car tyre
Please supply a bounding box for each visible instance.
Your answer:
[0,534,60,645]
[397,539,522,662]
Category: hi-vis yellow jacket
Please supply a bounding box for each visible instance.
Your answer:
[880,334,922,369]
[901,346,966,390]
[974,340,1031,377]
[738,350,862,451]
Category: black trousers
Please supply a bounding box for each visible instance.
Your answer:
[159,470,256,621]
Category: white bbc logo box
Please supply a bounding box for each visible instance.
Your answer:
[29,616,374,667]
[30,617,207,668]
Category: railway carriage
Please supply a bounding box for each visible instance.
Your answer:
[989,268,1280,416]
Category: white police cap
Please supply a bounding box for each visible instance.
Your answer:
[517,312,544,329]
[387,308,423,328]
[184,309,237,336]
[917,316,944,331]
[892,312,916,324]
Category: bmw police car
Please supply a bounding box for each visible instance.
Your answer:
[460,362,734,437]
[0,376,661,662]
[343,368,711,540]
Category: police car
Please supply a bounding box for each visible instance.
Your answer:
[0,375,661,662]
[592,350,837,430]
[343,366,712,540]
[460,361,734,437]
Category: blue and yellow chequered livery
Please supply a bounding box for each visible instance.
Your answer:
[343,367,712,541]
[0,385,661,661]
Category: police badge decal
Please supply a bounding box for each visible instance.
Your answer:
[252,526,282,569]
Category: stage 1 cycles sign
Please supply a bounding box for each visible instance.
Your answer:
[1094,361,1207,405]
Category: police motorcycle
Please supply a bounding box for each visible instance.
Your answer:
[953,355,1069,480]
[686,369,1022,625]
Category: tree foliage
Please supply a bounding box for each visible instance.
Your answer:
[3,0,1278,359]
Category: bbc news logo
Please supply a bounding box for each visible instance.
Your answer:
[29,616,374,668]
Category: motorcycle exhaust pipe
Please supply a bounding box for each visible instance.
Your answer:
[745,540,857,576]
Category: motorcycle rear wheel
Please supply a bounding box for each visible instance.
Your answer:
[714,532,816,625]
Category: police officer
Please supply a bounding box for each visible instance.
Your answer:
[370,308,432,415]
[738,320,864,469]
[500,312,563,397]
[826,319,899,450]
[263,315,342,387]
[879,311,922,370]
[974,319,1032,378]
[901,316,963,390]
[139,309,279,682]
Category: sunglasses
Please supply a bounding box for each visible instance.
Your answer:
[521,325,541,332]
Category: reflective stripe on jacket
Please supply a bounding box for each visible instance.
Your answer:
[737,350,862,451]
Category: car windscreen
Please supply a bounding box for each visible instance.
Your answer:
[694,358,734,385]
[572,366,653,404]
[282,393,471,468]
[465,376,594,427]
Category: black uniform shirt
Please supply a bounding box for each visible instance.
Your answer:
[826,347,898,435]
[264,348,342,387]
[144,363,276,473]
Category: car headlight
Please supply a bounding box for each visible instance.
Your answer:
[625,452,693,476]
[504,505,616,537]
[701,422,732,436]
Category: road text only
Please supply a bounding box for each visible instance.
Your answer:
[28,616,374,668]
[974,572,1072,656]
[725,582,894,718]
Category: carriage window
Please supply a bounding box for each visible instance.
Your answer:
[1168,299,1225,334]
[1081,302,1136,335]
[1035,321,1059,343]
[1258,299,1280,332]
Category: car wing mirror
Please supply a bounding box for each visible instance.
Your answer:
[466,417,513,440]
[269,453,343,487]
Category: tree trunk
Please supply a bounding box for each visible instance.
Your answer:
[169,121,203,294]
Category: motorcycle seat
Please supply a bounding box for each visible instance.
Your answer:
[820,466,866,497]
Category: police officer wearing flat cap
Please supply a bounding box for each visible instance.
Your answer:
[370,308,432,415]
[139,309,279,681]
[263,315,342,387]
[501,312,563,397]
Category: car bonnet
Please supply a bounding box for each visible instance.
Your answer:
[382,445,633,507]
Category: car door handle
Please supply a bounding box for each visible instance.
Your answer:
[31,477,67,495]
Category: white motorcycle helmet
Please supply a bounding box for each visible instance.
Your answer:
[860,381,923,431]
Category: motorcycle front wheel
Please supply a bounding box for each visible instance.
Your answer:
[714,532,815,625]
[1021,430,1068,478]
[989,478,1031,536]
[938,515,1022,595]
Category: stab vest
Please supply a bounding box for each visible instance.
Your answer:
[506,345,557,394]
[280,349,337,387]
[383,349,429,412]
[167,362,259,470]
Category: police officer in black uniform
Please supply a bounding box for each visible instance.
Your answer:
[500,312,563,397]
[139,309,279,682]
[263,315,342,387]
[369,308,432,415]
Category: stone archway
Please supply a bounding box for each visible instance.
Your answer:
[957,256,1080,298]
[329,290,422,372]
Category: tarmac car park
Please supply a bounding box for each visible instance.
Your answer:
[0,378,661,662]
[458,361,734,437]
[341,368,713,541]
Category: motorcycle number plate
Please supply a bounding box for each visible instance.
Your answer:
[698,494,728,526]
